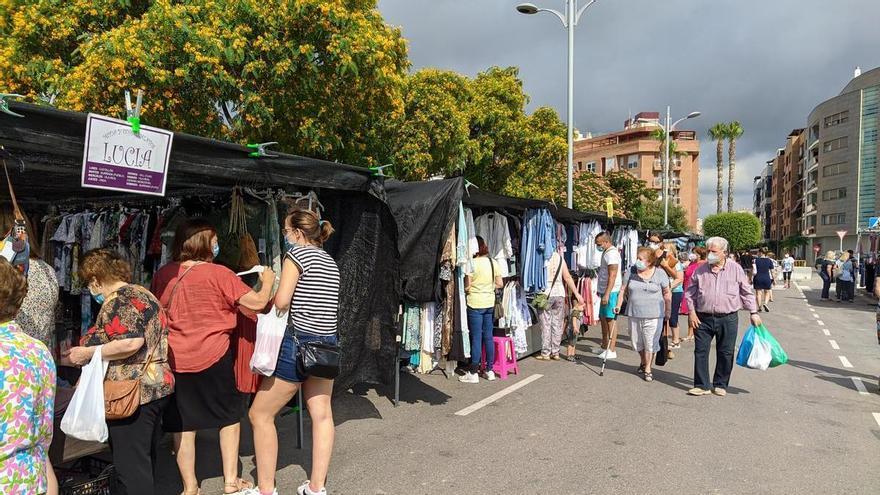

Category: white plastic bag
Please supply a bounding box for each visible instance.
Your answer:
[61,345,109,442]
[250,307,287,376]
[746,335,772,371]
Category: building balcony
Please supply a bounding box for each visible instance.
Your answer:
[652,178,682,188]
[805,203,816,214]
[653,158,682,171]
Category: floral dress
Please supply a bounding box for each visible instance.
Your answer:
[0,321,56,494]
[80,285,174,404]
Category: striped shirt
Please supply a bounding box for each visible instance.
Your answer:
[286,245,340,336]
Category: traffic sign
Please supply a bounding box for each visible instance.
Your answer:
[836,230,847,240]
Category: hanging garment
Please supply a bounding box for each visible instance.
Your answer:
[474,212,513,278]
[520,208,556,293]
[402,302,421,352]
[465,208,478,259]
[502,281,532,354]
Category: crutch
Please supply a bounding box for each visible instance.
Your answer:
[599,318,617,376]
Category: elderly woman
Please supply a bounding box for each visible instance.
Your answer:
[680,246,707,342]
[615,247,672,382]
[64,249,173,495]
[152,218,275,495]
[0,258,56,494]
[820,250,836,300]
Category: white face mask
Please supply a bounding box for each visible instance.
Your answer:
[707,252,723,265]
[688,253,698,262]
[648,242,660,250]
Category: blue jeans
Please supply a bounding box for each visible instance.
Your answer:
[467,307,495,373]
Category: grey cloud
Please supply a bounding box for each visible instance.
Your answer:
[379,0,880,216]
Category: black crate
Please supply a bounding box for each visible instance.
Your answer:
[58,458,119,495]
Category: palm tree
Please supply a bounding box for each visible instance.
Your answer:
[725,121,744,212]
[708,123,726,213]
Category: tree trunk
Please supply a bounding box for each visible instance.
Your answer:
[727,138,736,212]
[715,139,723,213]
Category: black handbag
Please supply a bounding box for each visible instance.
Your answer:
[295,333,340,380]
[655,320,669,367]
[489,257,504,318]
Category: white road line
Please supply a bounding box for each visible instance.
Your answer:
[851,377,869,395]
[823,329,831,336]
[813,313,820,319]
[455,374,543,416]
[829,340,840,350]
[839,356,853,368]
[817,320,825,326]
[873,413,880,428]
[809,307,816,312]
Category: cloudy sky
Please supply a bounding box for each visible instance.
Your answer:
[378,0,880,218]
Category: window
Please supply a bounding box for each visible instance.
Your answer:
[821,213,846,225]
[586,161,596,173]
[821,187,847,201]
[823,111,849,128]
[823,136,848,152]
[626,154,639,169]
[605,156,617,171]
[822,162,847,177]
[577,161,583,172]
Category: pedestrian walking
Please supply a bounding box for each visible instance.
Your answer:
[837,252,855,303]
[461,236,503,380]
[680,247,708,343]
[594,233,621,359]
[740,250,755,283]
[819,250,835,300]
[664,243,685,350]
[534,248,584,362]
[767,252,779,302]
[246,210,340,495]
[781,252,795,289]
[614,247,671,382]
[152,218,275,495]
[0,258,56,495]
[66,249,173,495]
[685,237,762,397]
[753,248,774,312]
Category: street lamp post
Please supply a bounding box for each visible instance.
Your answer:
[639,107,700,228]
[517,1,599,209]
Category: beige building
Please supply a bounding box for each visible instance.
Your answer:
[572,112,701,228]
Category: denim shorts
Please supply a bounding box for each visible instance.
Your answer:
[274,331,339,383]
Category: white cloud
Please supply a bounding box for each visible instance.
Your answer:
[696,150,772,218]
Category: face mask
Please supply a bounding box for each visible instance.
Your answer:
[91,290,105,305]
[212,244,220,258]
[688,253,698,262]
[635,260,648,271]
[707,252,722,265]
[596,245,605,252]
[648,242,660,250]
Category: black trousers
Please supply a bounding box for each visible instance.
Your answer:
[107,396,170,495]
[694,312,739,390]
[819,272,831,299]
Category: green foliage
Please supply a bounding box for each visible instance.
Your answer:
[637,200,689,232]
[780,235,809,250]
[604,170,650,218]
[702,212,762,252]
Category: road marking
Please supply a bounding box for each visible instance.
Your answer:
[817,320,825,326]
[823,329,831,336]
[455,374,543,416]
[813,313,820,319]
[838,356,853,368]
[829,340,839,350]
[809,307,816,312]
[851,377,869,395]
[873,413,880,427]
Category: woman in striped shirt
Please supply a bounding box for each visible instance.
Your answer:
[246,209,340,495]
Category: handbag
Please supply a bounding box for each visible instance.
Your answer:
[104,264,196,420]
[489,257,504,319]
[295,332,340,380]
[0,158,29,275]
[533,260,563,310]
[655,319,669,367]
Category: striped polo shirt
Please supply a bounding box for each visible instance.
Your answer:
[286,245,340,336]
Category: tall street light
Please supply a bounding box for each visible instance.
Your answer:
[640,107,701,228]
[517,1,599,209]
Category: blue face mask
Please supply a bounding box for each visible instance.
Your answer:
[91,291,105,305]
[635,260,648,271]
[212,244,220,258]
[596,245,605,252]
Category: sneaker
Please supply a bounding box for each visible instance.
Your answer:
[298,482,327,495]
[535,354,550,361]
[242,489,276,495]
[484,370,497,381]
[550,354,561,361]
[762,304,770,312]
[687,387,712,396]
[598,350,617,360]
[458,372,479,384]
[712,388,727,397]
[593,347,606,355]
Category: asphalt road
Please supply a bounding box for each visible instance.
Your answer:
[156,275,880,494]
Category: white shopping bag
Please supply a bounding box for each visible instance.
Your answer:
[61,345,109,442]
[746,335,772,371]
[250,307,288,376]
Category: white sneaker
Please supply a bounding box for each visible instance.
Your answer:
[599,350,618,360]
[298,481,327,495]
[484,371,497,381]
[242,489,276,495]
[458,372,479,384]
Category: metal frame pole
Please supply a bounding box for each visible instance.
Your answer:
[566,0,575,209]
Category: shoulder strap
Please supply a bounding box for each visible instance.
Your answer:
[2,159,23,222]
[159,262,200,311]
[550,255,562,288]
[489,257,495,281]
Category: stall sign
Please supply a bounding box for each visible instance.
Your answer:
[81,113,173,196]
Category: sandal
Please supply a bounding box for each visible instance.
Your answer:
[644,372,654,382]
[224,478,253,494]
[181,490,201,495]
[637,364,645,374]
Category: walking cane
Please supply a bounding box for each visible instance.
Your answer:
[599,319,617,376]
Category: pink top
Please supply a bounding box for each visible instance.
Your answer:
[685,260,757,315]
[680,261,704,314]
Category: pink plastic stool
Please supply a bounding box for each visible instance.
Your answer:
[488,336,519,380]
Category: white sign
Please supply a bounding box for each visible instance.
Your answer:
[81,113,173,196]
[836,230,847,240]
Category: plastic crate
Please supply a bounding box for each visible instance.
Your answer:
[58,458,119,495]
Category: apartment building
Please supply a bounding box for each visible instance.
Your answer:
[753,160,773,241]
[802,67,880,262]
[765,129,806,250]
[572,112,701,228]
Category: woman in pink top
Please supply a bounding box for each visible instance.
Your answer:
[680,246,707,342]
[152,219,275,495]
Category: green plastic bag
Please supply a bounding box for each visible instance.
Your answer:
[754,324,788,367]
